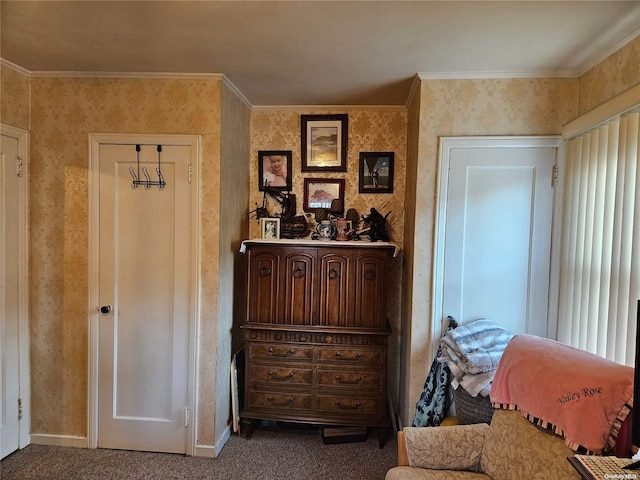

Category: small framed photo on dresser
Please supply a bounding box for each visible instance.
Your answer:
[260,217,280,239]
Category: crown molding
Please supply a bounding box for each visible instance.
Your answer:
[27,70,225,80]
[251,105,405,111]
[404,75,421,109]
[577,29,640,77]
[417,70,576,81]
[221,75,252,109]
[0,58,31,76]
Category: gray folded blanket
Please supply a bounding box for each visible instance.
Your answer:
[437,318,513,397]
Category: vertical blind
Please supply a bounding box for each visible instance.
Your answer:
[557,108,640,366]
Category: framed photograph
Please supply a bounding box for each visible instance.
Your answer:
[303,178,345,212]
[260,217,280,239]
[258,150,292,191]
[358,152,394,193]
[301,114,348,172]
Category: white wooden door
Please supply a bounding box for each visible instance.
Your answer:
[1,130,26,459]
[97,141,195,453]
[435,137,559,343]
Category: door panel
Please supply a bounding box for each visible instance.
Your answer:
[98,143,192,453]
[443,144,555,336]
[1,134,20,459]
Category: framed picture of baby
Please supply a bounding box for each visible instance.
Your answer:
[258,150,293,191]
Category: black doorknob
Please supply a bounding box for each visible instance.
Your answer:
[100,305,112,314]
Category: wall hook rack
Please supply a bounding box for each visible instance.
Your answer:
[129,144,166,189]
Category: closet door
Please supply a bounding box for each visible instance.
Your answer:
[437,137,558,338]
[95,139,197,454]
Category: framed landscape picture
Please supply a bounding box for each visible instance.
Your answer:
[301,114,348,172]
[358,151,394,193]
[303,178,345,212]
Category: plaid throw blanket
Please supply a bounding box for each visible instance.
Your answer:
[438,318,513,397]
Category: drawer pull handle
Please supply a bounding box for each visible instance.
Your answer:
[293,267,305,278]
[334,401,361,410]
[259,266,272,276]
[335,375,362,385]
[268,371,295,381]
[268,396,294,406]
[268,347,295,357]
[328,268,340,280]
[335,352,364,361]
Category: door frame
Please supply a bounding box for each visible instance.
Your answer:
[87,133,201,455]
[432,135,563,359]
[0,123,30,453]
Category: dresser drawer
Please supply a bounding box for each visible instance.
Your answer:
[250,343,313,362]
[316,368,382,391]
[317,346,384,365]
[250,366,313,386]
[248,390,312,412]
[317,395,381,416]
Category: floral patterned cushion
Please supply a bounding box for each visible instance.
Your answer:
[387,410,582,480]
[386,466,491,480]
[403,423,489,471]
[480,410,580,480]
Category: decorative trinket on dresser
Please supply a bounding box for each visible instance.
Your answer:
[313,219,337,240]
[335,217,353,241]
[361,208,391,242]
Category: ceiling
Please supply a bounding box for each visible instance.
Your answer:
[2,1,640,107]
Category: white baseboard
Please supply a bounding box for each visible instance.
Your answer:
[195,425,231,458]
[194,444,217,458]
[30,434,88,448]
[31,430,232,456]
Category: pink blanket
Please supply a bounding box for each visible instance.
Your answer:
[491,334,634,454]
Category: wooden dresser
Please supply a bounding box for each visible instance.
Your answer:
[239,239,395,446]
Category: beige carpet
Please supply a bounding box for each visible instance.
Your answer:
[1,426,397,479]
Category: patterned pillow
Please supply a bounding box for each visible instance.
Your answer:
[481,410,580,480]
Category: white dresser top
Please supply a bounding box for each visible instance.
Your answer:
[240,237,400,257]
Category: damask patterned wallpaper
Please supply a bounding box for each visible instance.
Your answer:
[579,36,640,116]
[211,82,250,445]
[403,77,579,423]
[249,108,408,243]
[28,77,223,445]
[0,63,30,130]
[249,108,408,400]
[2,31,639,447]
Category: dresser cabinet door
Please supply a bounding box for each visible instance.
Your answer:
[248,250,280,323]
[353,251,388,329]
[318,249,390,328]
[318,251,352,327]
[280,249,317,325]
[248,247,317,325]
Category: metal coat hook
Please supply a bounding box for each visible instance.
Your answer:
[129,144,167,189]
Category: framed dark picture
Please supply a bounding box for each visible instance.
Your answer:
[258,150,292,191]
[301,114,348,172]
[359,151,394,193]
[303,178,345,212]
